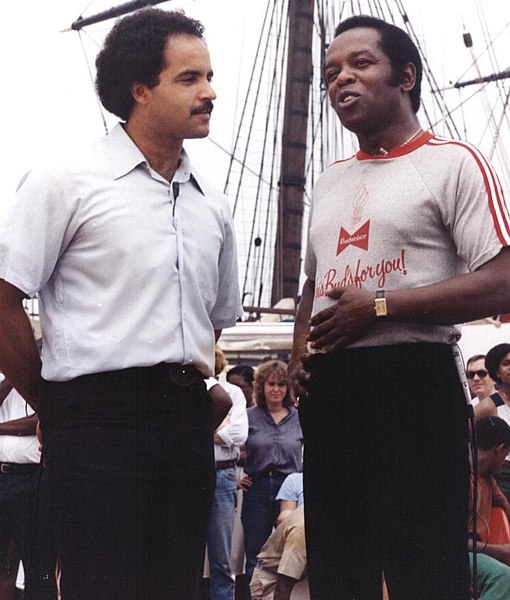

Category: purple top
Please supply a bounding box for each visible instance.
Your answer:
[244,405,303,476]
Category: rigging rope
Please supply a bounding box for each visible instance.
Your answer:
[77,30,109,135]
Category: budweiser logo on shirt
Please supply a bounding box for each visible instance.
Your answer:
[337,220,370,255]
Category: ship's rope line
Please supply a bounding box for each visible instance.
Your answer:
[224,0,273,209]
[308,0,325,193]
[222,0,291,308]
[235,0,279,302]
[454,20,510,86]
[77,29,109,135]
[257,2,289,307]
[462,1,510,179]
[474,0,510,171]
[430,79,497,129]
[457,88,469,141]
[207,138,277,190]
[489,88,510,172]
[255,0,285,308]
[315,0,331,167]
[393,0,460,138]
[476,0,507,91]
[77,0,99,19]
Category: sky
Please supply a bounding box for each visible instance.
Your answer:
[1,0,509,216]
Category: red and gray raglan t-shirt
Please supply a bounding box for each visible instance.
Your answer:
[304,131,510,348]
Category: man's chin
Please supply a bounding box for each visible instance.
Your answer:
[187,128,210,139]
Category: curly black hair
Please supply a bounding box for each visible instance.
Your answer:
[333,15,423,113]
[95,8,204,121]
[485,343,510,385]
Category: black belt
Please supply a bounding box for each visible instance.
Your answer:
[216,460,236,470]
[252,469,288,478]
[68,363,206,388]
[0,462,40,475]
[163,363,205,386]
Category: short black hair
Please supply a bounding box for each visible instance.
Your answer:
[95,8,205,121]
[333,15,422,113]
[485,343,510,384]
[226,364,255,385]
[476,416,510,450]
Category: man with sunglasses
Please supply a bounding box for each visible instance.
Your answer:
[467,355,497,404]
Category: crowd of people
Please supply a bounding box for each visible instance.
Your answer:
[6,345,510,600]
[1,5,510,600]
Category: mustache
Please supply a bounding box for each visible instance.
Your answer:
[191,101,214,115]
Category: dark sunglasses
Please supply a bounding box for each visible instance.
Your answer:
[466,369,488,379]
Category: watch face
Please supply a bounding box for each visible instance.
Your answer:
[375,298,387,317]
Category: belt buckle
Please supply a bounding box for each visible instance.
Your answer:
[0,464,10,474]
[167,364,200,387]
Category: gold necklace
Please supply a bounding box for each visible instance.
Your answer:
[401,126,423,146]
[377,126,423,156]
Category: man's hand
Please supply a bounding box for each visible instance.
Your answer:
[288,359,311,404]
[307,286,376,352]
[238,475,253,492]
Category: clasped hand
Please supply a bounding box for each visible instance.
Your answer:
[289,286,376,403]
[308,286,376,353]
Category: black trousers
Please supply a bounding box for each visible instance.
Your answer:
[299,344,471,600]
[0,468,58,599]
[39,365,215,600]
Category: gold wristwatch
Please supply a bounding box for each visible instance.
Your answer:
[374,290,387,318]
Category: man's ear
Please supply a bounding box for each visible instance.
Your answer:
[493,443,509,457]
[131,82,150,106]
[401,62,416,93]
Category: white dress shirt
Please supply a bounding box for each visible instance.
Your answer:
[0,386,40,464]
[0,124,242,379]
[206,378,248,461]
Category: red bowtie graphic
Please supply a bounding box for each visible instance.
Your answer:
[336,220,370,256]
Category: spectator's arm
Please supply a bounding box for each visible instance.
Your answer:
[470,540,510,567]
[277,500,298,525]
[215,385,248,447]
[0,413,37,436]
[209,382,232,431]
[0,378,13,406]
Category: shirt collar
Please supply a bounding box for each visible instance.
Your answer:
[356,130,432,161]
[107,122,205,195]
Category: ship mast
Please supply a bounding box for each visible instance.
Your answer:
[271,0,314,306]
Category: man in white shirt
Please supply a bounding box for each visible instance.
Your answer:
[0,8,241,599]
[205,348,248,600]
